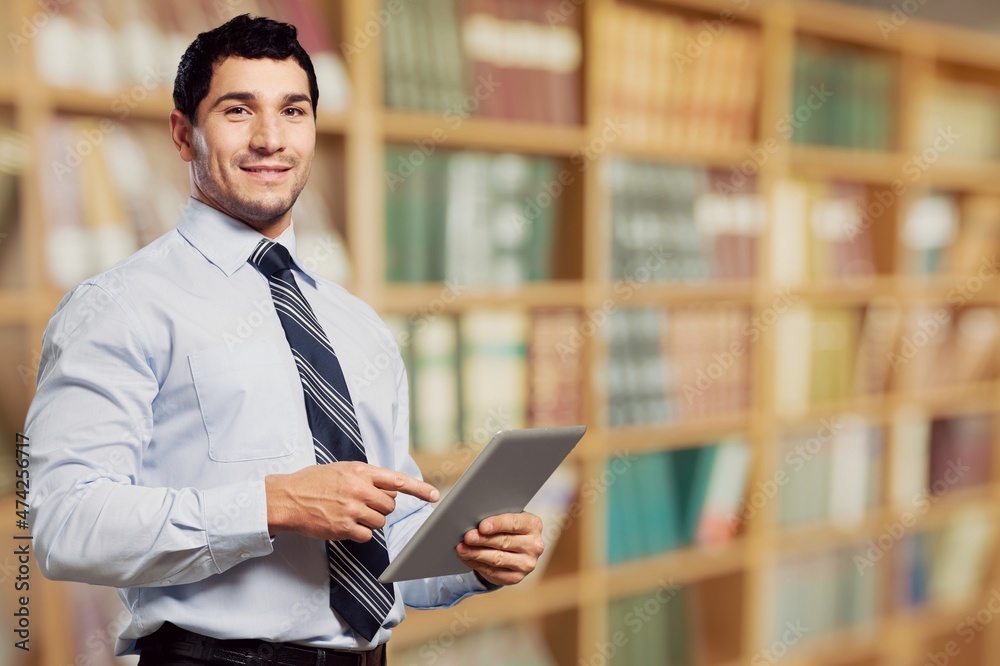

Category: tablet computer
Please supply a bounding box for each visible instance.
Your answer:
[379,425,586,583]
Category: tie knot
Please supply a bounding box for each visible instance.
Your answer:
[249,239,293,276]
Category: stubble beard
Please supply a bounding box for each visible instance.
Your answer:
[193,155,311,232]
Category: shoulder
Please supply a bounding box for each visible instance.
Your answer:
[50,231,185,336]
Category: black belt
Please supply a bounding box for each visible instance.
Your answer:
[137,622,385,666]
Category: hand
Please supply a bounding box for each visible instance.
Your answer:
[265,462,439,542]
[456,512,544,588]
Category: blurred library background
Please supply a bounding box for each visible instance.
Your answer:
[2,0,1000,664]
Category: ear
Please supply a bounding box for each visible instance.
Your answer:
[169,109,195,163]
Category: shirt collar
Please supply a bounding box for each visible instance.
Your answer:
[176,197,317,285]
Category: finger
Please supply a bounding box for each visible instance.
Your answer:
[356,506,387,531]
[455,544,537,574]
[346,524,374,543]
[362,487,396,516]
[370,468,440,503]
[479,512,540,536]
[464,531,544,556]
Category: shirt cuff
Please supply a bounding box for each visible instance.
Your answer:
[201,477,274,573]
[473,571,502,591]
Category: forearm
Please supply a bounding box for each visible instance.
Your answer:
[31,471,272,587]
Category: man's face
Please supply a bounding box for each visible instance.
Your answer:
[173,56,316,234]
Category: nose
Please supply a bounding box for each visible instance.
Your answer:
[249,112,284,154]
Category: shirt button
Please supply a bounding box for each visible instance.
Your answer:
[162,580,171,585]
[455,575,463,583]
[240,551,251,559]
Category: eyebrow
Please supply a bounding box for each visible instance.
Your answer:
[210,91,312,109]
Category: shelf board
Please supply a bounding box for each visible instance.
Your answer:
[382,111,588,157]
[47,86,175,122]
[44,85,349,135]
[897,274,1000,303]
[644,0,764,21]
[891,599,989,639]
[389,573,579,649]
[777,380,1000,426]
[592,280,755,307]
[611,139,760,170]
[784,277,894,304]
[607,540,746,597]
[776,395,887,427]
[923,21,1000,70]
[591,414,752,458]
[923,159,1000,195]
[788,145,905,182]
[791,0,913,50]
[893,380,1000,418]
[377,281,586,312]
[775,514,886,555]
[782,622,884,666]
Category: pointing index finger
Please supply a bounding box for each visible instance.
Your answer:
[371,467,440,503]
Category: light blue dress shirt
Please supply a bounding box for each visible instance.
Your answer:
[25,198,487,655]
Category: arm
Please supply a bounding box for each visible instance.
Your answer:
[27,284,272,588]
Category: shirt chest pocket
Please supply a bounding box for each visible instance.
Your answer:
[188,341,299,462]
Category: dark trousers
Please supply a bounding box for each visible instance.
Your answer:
[136,623,387,666]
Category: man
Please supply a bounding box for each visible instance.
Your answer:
[26,14,543,666]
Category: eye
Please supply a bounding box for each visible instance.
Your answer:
[225,107,249,116]
[283,107,307,117]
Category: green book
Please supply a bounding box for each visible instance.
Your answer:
[637,452,683,557]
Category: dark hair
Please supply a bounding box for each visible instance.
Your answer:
[173,14,319,124]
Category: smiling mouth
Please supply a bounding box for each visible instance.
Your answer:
[241,166,292,173]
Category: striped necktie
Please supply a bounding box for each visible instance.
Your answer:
[249,238,394,641]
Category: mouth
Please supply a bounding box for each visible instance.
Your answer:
[240,165,293,183]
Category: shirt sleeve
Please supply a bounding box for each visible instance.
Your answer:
[380,325,491,608]
[26,283,273,588]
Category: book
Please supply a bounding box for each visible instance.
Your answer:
[791,39,895,150]
[605,3,761,148]
[459,309,529,446]
[694,440,751,545]
[609,160,763,284]
[528,309,583,427]
[411,315,461,453]
[890,406,931,508]
[928,505,997,609]
[902,193,959,275]
[928,414,993,493]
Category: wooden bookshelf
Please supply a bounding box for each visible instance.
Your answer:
[3,0,1000,665]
